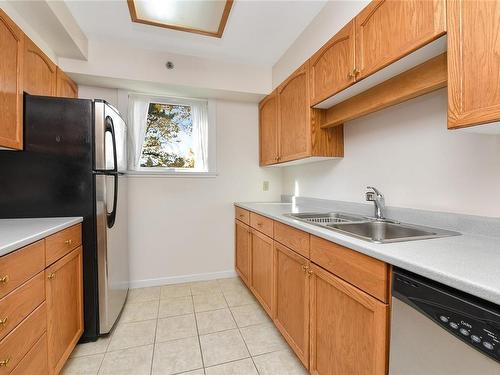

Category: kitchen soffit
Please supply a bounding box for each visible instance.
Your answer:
[127,0,233,38]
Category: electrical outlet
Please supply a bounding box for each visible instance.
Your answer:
[263,181,269,191]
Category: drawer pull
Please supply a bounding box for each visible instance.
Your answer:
[0,317,7,326]
[308,269,314,277]
[0,358,10,367]
[301,265,308,272]
[47,272,56,280]
[0,275,8,284]
[257,222,263,227]
[64,239,73,245]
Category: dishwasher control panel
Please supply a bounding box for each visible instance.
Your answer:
[393,269,500,363]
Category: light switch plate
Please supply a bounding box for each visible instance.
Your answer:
[263,181,269,191]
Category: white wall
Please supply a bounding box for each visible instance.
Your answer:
[79,86,282,286]
[282,90,500,217]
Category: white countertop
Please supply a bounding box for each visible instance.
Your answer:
[0,217,83,257]
[236,202,500,306]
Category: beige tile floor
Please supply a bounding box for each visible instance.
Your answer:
[62,277,308,375]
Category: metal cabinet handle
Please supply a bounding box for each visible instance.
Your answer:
[65,239,73,245]
[48,272,56,280]
[0,317,7,326]
[0,358,10,367]
[0,275,8,284]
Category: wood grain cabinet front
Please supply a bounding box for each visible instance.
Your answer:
[45,224,82,267]
[46,247,83,375]
[56,67,78,98]
[23,37,57,96]
[309,264,389,375]
[309,20,356,106]
[273,242,310,368]
[0,9,24,150]
[259,90,279,165]
[250,229,274,317]
[235,220,251,287]
[355,0,446,80]
[447,0,500,129]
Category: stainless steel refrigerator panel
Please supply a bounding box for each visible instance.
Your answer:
[94,101,107,171]
[105,105,127,173]
[96,174,129,335]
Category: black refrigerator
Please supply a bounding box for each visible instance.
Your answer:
[0,94,129,342]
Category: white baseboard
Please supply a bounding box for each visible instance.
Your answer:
[129,269,238,289]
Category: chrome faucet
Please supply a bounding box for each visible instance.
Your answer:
[365,186,386,220]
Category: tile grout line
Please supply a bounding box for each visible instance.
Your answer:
[221,287,261,375]
[191,290,208,374]
[149,295,161,375]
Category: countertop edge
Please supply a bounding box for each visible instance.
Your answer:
[0,217,83,257]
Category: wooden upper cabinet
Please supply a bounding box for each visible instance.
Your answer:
[0,9,24,150]
[309,264,389,375]
[278,62,311,162]
[56,67,78,98]
[235,220,251,287]
[46,247,83,375]
[355,0,446,80]
[309,21,356,106]
[24,37,57,96]
[274,242,310,368]
[447,0,500,129]
[259,90,279,165]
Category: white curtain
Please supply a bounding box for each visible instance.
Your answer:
[128,94,150,170]
[191,100,209,171]
[128,94,209,171]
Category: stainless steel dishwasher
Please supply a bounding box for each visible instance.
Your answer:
[389,268,500,374]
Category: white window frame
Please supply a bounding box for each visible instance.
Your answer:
[128,94,217,178]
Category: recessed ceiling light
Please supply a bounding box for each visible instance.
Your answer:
[127,0,233,38]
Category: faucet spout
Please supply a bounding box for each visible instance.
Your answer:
[365,186,386,220]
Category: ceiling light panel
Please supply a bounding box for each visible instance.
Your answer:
[128,0,233,38]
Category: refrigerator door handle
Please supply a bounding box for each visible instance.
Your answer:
[105,116,118,173]
[107,173,118,228]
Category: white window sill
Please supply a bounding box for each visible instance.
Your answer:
[125,170,218,178]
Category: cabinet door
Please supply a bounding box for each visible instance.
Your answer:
[355,0,446,80]
[274,242,310,368]
[24,37,56,96]
[0,9,24,150]
[309,21,356,106]
[448,0,500,129]
[259,91,279,165]
[310,264,388,375]
[278,62,311,162]
[46,247,83,375]
[56,67,78,98]
[235,219,251,286]
[250,230,274,316]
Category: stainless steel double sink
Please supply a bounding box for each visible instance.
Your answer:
[285,212,460,243]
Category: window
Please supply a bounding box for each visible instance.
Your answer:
[128,94,215,175]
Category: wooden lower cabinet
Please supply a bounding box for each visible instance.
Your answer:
[309,263,389,375]
[11,333,48,375]
[235,220,251,286]
[46,247,84,375]
[250,229,274,316]
[274,242,310,368]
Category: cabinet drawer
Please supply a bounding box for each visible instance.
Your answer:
[45,224,82,266]
[0,240,45,299]
[235,207,250,225]
[274,222,310,258]
[310,236,390,302]
[0,272,45,341]
[11,333,48,375]
[0,302,46,374]
[250,212,273,237]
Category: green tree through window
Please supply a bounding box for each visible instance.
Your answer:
[140,103,195,168]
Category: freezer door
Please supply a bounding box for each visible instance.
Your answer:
[95,101,127,173]
[96,173,129,334]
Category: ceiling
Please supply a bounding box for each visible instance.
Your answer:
[64,0,327,66]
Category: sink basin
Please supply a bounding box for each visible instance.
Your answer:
[285,211,460,243]
[327,221,459,243]
[285,212,366,225]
